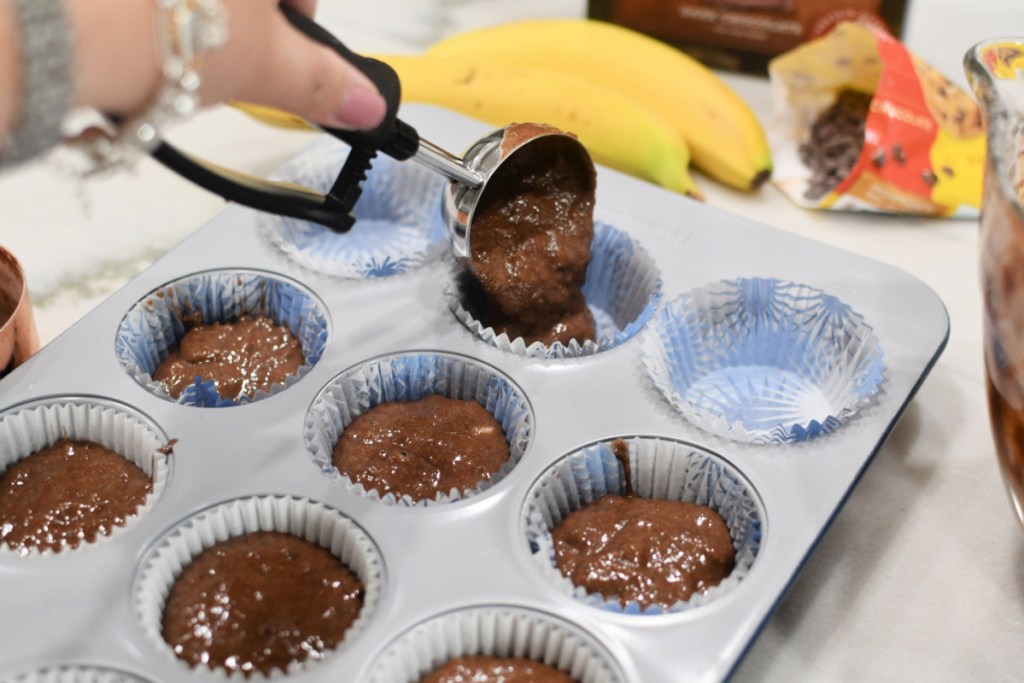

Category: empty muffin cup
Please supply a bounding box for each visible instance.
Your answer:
[642,277,886,444]
[266,136,448,278]
[447,221,661,359]
[115,269,329,407]
[134,495,383,679]
[6,666,154,683]
[305,351,533,506]
[523,436,763,615]
[366,604,625,683]
[0,397,170,557]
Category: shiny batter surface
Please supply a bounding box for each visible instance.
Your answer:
[421,655,574,683]
[470,127,597,346]
[0,438,151,554]
[333,395,510,502]
[551,494,735,608]
[153,315,303,400]
[161,531,364,676]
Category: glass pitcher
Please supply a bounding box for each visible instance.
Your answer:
[966,40,1024,525]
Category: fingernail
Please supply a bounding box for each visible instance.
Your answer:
[331,85,387,130]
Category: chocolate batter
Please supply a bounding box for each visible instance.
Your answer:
[469,125,597,346]
[551,493,735,608]
[153,315,303,400]
[162,531,364,676]
[0,439,151,554]
[421,655,574,683]
[333,395,510,502]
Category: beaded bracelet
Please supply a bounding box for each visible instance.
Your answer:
[81,0,229,173]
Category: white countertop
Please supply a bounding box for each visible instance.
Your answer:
[2,0,1023,680]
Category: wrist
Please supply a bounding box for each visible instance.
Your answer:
[0,0,20,135]
[66,0,162,116]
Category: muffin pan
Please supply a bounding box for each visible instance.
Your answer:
[0,105,949,682]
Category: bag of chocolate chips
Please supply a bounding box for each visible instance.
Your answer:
[768,21,985,217]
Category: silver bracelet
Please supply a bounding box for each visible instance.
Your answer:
[0,0,75,168]
[79,0,229,173]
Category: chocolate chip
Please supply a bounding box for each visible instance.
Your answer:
[801,89,873,200]
[942,166,954,177]
[892,144,907,164]
[871,149,886,168]
[922,169,938,187]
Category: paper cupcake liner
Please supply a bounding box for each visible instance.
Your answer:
[523,436,764,615]
[641,277,886,444]
[0,397,170,558]
[305,352,533,507]
[134,495,383,680]
[114,269,329,407]
[446,221,661,359]
[6,666,153,682]
[266,136,447,279]
[366,604,625,683]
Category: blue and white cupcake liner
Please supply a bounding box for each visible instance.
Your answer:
[446,221,661,359]
[0,397,170,557]
[115,270,329,407]
[266,136,448,279]
[304,351,533,507]
[366,605,625,683]
[6,666,153,682]
[134,495,383,680]
[524,436,763,615]
[642,277,886,444]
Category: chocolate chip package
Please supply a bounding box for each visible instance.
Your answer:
[768,21,985,217]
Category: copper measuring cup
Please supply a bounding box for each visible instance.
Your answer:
[0,246,39,378]
[146,6,593,274]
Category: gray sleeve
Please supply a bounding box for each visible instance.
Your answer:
[0,0,74,168]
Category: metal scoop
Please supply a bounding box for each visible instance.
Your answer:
[148,6,592,265]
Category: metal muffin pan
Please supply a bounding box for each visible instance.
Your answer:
[0,105,949,683]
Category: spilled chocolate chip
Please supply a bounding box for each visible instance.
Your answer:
[871,149,886,168]
[922,169,939,187]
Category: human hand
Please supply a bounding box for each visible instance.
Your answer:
[200,0,387,130]
[66,0,386,131]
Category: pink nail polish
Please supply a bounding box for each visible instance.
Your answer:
[332,85,387,130]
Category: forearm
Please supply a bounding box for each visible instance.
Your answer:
[0,0,21,137]
[65,0,160,116]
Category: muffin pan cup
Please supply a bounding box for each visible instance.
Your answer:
[366,605,625,683]
[524,436,763,615]
[114,269,329,407]
[304,351,533,506]
[0,105,949,682]
[134,495,384,679]
[446,220,662,359]
[0,397,170,558]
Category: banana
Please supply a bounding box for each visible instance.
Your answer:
[374,54,702,199]
[228,101,317,132]
[427,19,772,191]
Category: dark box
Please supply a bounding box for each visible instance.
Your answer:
[588,0,910,75]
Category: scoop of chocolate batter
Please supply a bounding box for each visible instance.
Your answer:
[421,655,575,683]
[333,395,510,502]
[153,314,303,400]
[551,494,735,608]
[161,531,364,676]
[0,438,152,554]
[468,126,597,346]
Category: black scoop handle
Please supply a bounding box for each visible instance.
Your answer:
[150,4,420,232]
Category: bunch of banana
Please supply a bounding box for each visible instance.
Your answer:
[426,18,773,191]
[376,55,701,199]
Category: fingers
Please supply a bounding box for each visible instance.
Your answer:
[242,9,386,130]
[280,0,318,19]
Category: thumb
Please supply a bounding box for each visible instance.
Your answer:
[248,12,387,130]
